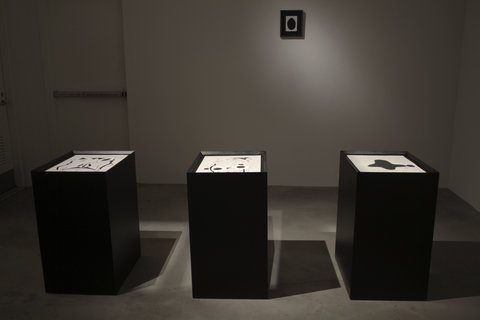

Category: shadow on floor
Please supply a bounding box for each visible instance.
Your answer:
[429,241,480,300]
[268,240,340,298]
[119,231,181,293]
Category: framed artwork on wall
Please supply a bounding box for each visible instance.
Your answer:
[281,10,304,38]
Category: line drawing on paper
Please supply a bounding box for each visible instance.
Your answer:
[46,154,128,172]
[55,157,115,171]
[196,155,261,173]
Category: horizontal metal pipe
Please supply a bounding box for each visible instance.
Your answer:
[53,90,127,98]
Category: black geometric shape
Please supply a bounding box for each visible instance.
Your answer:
[368,159,415,170]
[287,18,296,30]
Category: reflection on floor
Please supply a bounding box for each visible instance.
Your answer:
[0,185,479,319]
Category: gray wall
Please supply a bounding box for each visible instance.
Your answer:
[3,0,475,201]
[37,0,130,157]
[450,0,480,211]
[1,0,129,186]
[123,0,465,186]
[0,0,52,186]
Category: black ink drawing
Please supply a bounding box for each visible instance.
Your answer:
[368,159,415,171]
[56,157,115,171]
[197,155,261,173]
[47,154,127,172]
[203,157,248,173]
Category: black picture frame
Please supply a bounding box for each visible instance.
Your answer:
[281,10,304,38]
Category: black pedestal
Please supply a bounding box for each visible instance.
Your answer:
[335,151,439,300]
[31,151,140,295]
[187,151,268,299]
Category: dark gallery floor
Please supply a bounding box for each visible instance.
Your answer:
[0,185,479,319]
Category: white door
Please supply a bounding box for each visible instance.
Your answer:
[39,0,129,155]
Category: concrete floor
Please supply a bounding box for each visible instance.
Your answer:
[0,185,479,319]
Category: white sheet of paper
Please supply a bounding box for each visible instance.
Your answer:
[46,154,128,172]
[347,155,425,173]
[196,155,261,173]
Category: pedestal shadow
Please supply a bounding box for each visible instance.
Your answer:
[119,231,181,293]
[429,241,480,300]
[268,240,340,298]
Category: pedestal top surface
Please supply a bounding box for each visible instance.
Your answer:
[347,155,425,173]
[46,154,128,172]
[196,155,261,173]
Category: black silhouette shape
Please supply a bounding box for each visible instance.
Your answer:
[368,159,415,171]
[287,18,296,30]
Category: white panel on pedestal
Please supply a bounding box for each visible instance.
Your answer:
[347,155,425,173]
[196,155,261,173]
